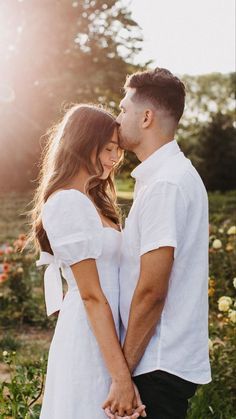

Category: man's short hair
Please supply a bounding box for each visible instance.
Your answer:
[124,68,186,122]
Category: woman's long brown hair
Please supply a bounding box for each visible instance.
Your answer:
[27,104,123,255]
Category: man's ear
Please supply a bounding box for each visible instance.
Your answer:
[142,109,154,128]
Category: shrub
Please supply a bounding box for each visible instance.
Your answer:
[0,351,47,418]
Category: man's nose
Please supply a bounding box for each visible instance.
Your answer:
[116,112,122,124]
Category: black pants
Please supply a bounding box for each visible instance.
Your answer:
[133,370,198,419]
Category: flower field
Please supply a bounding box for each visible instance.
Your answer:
[0,190,235,418]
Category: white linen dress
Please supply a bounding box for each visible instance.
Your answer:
[36,189,121,419]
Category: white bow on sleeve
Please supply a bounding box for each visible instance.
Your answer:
[36,251,63,317]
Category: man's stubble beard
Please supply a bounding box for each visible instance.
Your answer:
[118,128,140,152]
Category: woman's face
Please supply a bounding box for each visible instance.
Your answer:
[98,128,122,179]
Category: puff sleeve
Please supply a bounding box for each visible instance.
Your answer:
[36,190,103,316]
[42,190,103,265]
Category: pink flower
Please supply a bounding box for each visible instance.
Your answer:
[3,263,10,273]
[0,273,8,283]
[5,246,14,255]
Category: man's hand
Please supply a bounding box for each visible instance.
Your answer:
[133,383,147,417]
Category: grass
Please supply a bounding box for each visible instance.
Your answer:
[208,190,236,224]
[0,328,52,362]
[0,191,33,242]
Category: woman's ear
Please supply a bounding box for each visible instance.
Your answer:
[142,109,154,128]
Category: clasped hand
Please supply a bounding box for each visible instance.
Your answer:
[103,381,147,418]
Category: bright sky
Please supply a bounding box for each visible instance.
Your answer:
[127,0,235,75]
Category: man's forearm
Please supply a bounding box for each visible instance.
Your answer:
[123,247,173,373]
[123,290,166,373]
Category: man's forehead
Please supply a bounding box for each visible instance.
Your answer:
[120,88,135,107]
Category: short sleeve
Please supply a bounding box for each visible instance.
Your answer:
[42,190,103,266]
[139,181,187,258]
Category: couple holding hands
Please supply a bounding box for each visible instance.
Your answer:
[30,67,211,419]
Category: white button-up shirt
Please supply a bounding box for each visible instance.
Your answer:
[119,140,211,384]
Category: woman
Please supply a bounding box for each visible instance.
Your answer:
[28,104,145,419]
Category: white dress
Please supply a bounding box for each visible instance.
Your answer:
[36,190,121,419]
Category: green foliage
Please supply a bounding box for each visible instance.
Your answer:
[188,320,236,419]
[182,73,235,123]
[178,73,236,192]
[188,215,236,419]
[188,219,236,418]
[0,351,46,418]
[194,113,236,191]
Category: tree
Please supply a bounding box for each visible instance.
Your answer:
[194,113,236,191]
[0,0,143,191]
[177,73,236,192]
[181,73,235,125]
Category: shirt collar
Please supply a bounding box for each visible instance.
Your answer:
[131,140,180,184]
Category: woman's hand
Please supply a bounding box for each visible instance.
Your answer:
[103,381,147,418]
[102,377,137,417]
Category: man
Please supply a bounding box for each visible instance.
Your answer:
[110,68,211,419]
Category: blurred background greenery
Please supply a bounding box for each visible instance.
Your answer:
[0,0,235,418]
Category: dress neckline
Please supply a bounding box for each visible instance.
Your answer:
[44,189,121,233]
[103,227,121,233]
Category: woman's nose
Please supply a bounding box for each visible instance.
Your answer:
[110,150,119,163]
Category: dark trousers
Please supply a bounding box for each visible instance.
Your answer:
[133,370,198,419]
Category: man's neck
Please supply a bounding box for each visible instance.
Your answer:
[134,136,175,162]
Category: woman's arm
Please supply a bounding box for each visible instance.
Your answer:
[71,258,137,417]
